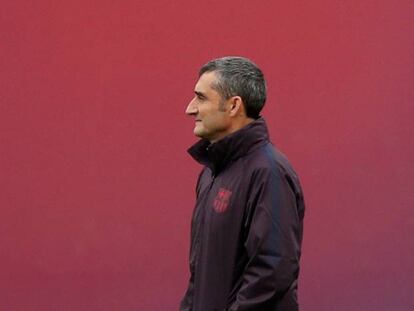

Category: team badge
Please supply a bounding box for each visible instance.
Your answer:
[213,188,232,213]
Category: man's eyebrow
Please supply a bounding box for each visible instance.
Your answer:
[194,91,207,98]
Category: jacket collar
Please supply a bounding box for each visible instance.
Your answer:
[188,117,270,175]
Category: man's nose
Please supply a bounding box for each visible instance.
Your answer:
[185,98,197,115]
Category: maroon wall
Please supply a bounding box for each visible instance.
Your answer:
[1,1,413,310]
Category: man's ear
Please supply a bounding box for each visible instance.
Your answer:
[228,96,244,117]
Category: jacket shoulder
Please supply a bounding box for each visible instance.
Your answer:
[245,143,294,172]
[246,143,303,195]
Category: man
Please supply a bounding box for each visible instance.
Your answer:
[180,56,305,311]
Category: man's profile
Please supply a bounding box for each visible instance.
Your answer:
[180,56,305,311]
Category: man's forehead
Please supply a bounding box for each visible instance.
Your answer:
[195,71,218,91]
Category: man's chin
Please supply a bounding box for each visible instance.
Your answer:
[193,127,207,140]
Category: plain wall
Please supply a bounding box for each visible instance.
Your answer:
[1,1,413,310]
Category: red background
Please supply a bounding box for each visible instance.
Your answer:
[1,1,413,310]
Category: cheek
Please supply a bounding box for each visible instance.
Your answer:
[200,113,214,128]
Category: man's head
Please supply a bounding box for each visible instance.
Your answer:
[186,56,266,143]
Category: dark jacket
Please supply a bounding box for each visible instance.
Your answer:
[180,118,305,311]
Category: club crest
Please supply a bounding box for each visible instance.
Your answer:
[213,188,232,213]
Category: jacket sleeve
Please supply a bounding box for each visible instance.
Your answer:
[227,166,304,311]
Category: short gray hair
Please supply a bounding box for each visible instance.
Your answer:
[199,56,266,119]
